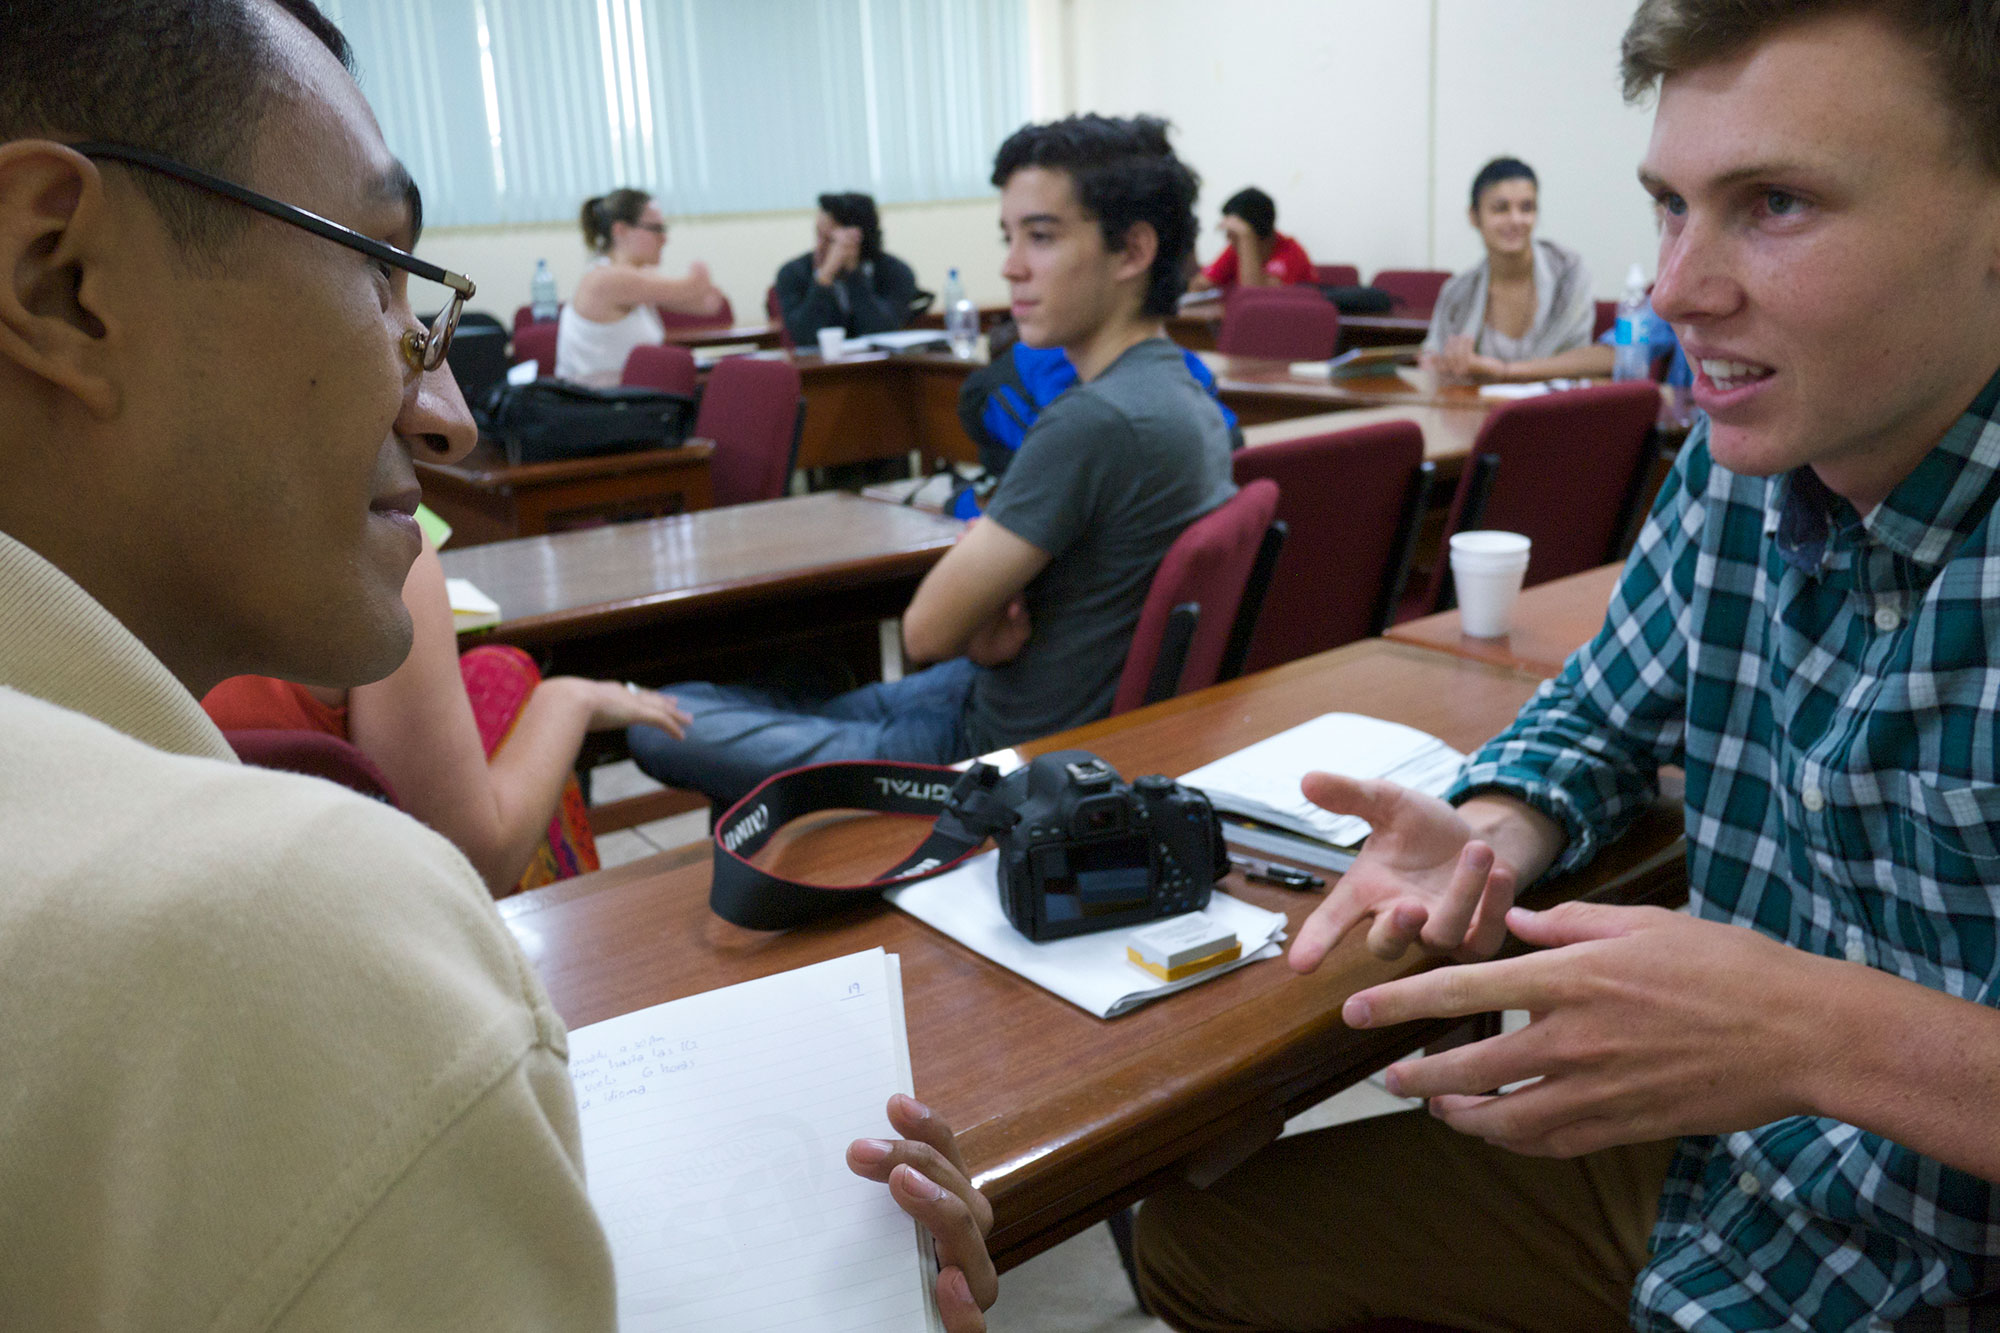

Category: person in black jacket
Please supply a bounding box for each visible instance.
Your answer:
[774,192,919,345]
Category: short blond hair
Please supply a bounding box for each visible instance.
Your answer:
[1620,0,2000,175]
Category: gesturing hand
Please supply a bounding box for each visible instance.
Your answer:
[1344,903,1825,1157]
[1287,773,1517,973]
[847,1095,997,1332]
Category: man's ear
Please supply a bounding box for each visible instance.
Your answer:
[0,141,120,419]
[1113,219,1159,290]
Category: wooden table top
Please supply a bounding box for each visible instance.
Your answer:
[659,320,786,349]
[439,492,963,647]
[420,439,714,490]
[1387,562,1623,678]
[1201,354,1493,411]
[1239,404,1491,462]
[498,637,1686,1269]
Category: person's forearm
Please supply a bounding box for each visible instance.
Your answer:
[1805,962,2000,1183]
[783,279,843,344]
[848,268,912,335]
[1456,793,1567,887]
[471,677,599,891]
[654,273,722,318]
[1497,345,1616,381]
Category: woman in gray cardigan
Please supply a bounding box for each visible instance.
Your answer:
[1420,158,1613,384]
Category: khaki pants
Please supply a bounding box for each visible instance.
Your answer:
[1133,1109,1678,1333]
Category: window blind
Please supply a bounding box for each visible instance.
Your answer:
[319,0,1028,228]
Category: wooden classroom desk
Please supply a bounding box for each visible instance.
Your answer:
[1202,354,1490,425]
[496,637,1687,1271]
[416,439,713,548]
[1165,303,1432,354]
[440,492,963,683]
[1388,562,1624,678]
[660,320,786,350]
[1240,403,1490,466]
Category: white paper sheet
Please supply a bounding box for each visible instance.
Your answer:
[569,949,942,1332]
[1177,712,1467,849]
[885,853,1285,1018]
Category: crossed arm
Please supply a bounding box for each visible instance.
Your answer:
[901,517,1050,668]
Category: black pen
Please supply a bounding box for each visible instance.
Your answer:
[1228,855,1325,889]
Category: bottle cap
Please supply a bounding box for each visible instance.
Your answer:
[1626,262,1646,289]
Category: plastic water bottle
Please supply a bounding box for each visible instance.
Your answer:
[1612,263,1651,382]
[944,268,979,359]
[530,259,559,323]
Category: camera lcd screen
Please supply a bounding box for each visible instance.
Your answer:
[1042,834,1153,920]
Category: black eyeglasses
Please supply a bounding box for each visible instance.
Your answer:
[68,141,476,373]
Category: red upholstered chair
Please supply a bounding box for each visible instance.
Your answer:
[223,729,401,808]
[1593,299,1618,340]
[1232,421,1434,672]
[657,295,734,329]
[513,303,559,333]
[1415,381,1661,615]
[510,322,558,378]
[1371,268,1453,313]
[693,356,805,506]
[1216,287,1342,360]
[1111,479,1282,715]
[620,343,699,396]
[1313,263,1361,287]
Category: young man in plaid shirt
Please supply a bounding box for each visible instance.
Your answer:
[1136,2,2000,1329]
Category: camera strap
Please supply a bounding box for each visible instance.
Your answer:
[709,759,1020,930]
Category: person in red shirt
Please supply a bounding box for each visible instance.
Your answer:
[1188,187,1315,290]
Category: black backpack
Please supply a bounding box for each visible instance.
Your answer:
[478,380,698,466]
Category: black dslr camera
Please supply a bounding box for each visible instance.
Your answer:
[984,751,1228,942]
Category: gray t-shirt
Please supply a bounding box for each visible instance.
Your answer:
[964,338,1237,754]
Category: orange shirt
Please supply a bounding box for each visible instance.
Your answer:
[201,675,349,738]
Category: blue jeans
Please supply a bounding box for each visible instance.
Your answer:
[626,657,979,806]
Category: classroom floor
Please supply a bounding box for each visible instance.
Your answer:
[586,758,1426,1330]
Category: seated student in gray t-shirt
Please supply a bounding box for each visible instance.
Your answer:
[627,113,1234,807]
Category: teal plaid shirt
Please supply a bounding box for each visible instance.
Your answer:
[1451,371,2000,1332]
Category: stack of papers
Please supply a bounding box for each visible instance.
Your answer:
[445,577,500,633]
[1178,713,1468,872]
[569,949,943,1332]
[850,329,952,353]
[886,853,1286,1019]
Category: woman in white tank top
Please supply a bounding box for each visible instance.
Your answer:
[555,188,725,386]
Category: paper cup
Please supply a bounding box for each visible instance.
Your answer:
[1449,530,1531,638]
[816,327,845,360]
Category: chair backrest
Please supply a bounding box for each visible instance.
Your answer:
[1232,421,1432,672]
[1419,381,1661,612]
[224,729,401,808]
[444,322,510,408]
[693,356,805,506]
[657,295,735,329]
[620,342,700,396]
[510,322,558,378]
[1593,299,1618,340]
[1370,269,1452,312]
[1112,479,1281,715]
[764,285,795,350]
[1313,264,1361,288]
[513,303,560,333]
[1216,288,1341,360]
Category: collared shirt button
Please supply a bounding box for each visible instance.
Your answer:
[1874,605,1901,632]
[1801,785,1826,812]
[1738,1172,1761,1197]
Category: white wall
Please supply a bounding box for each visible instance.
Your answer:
[413,0,1667,320]
[1067,0,1434,287]
[1065,0,1660,299]
[1431,0,1659,293]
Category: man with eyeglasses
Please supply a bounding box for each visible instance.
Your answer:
[0,2,994,1328]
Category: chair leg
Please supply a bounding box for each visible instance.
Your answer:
[1106,1207,1148,1312]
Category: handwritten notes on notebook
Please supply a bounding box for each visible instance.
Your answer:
[568,949,942,1332]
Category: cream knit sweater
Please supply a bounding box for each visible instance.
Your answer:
[0,531,615,1329]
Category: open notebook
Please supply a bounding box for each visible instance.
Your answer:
[568,949,943,1332]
